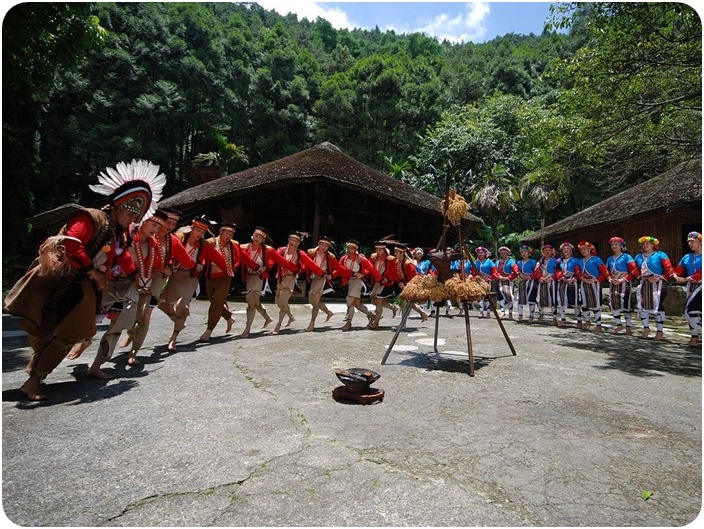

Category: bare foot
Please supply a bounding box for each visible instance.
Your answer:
[305,324,314,332]
[24,356,36,375]
[20,378,45,401]
[261,317,273,329]
[119,335,133,348]
[199,330,212,342]
[654,331,664,341]
[688,338,699,348]
[640,328,651,339]
[325,311,335,322]
[625,327,632,336]
[612,325,624,334]
[272,324,281,335]
[341,322,352,331]
[127,356,141,366]
[226,318,235,333]
[594,325,603,333]
[240,328,250,338]
[87,366,113,380]
[67,339,91,360]
[285,316,295,327]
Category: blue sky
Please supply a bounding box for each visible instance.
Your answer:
[251,1,556,44]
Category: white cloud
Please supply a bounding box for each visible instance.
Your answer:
[247,1,491,44]
[253,0,356,29]
[415,2,491,43]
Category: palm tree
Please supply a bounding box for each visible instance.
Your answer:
[192,133,249,177]
[519,160,568,246]
[468,163,520,255]
[384,156,413,181]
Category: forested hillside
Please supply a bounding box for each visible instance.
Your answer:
[3,2,701,263]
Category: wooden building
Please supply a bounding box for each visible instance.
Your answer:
[158,142,483,249]
[522,160,702,264]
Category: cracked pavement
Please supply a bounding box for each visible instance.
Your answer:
[2,300,701,526]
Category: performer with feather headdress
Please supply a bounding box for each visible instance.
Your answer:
[5,159,165,400]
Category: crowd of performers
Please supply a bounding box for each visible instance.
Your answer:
[466,237,702,348]
[4,160,702,402]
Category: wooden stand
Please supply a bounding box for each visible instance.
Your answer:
[381,209,517,375]
[332,386,385,404]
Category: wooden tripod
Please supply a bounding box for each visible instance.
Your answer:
[381,215,517,376]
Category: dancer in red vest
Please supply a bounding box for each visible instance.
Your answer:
[305,236,339,331]
[201,222,259,341]
[333,239,382,331]
[271,231,325,334]
[158,216,227,350]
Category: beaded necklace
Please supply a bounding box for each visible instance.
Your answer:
[134,231,156,291]
[216,238,234,276]
[247,244,263,273]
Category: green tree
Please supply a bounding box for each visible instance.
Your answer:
[547,2,702,183]
[248,22,322,162]
[2,3,103,259]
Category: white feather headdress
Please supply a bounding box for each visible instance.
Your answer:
[89,159,167,220]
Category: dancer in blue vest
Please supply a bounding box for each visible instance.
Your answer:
[606,236,638,335]
[633,236,675,340]
[555,242,582,328]
[577,241,610,332]
[516,245,539,321]
[671,231,702,347]
[495,246,519,319]
[536,244,559,324]
[472,247,501,318]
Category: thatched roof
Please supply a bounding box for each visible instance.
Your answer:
[523,160,702,242]
[160,142,482,228]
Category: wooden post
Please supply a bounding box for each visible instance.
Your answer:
[381,302,413,365]
[488,293,517,355]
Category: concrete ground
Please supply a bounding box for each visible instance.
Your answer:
[2,299,701,527]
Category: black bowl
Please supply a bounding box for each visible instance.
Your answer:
[334,368,381,392]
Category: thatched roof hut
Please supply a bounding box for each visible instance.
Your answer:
[159,142,483,249]
[522,160,702,263]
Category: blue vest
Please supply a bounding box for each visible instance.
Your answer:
[606,253,635,273]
